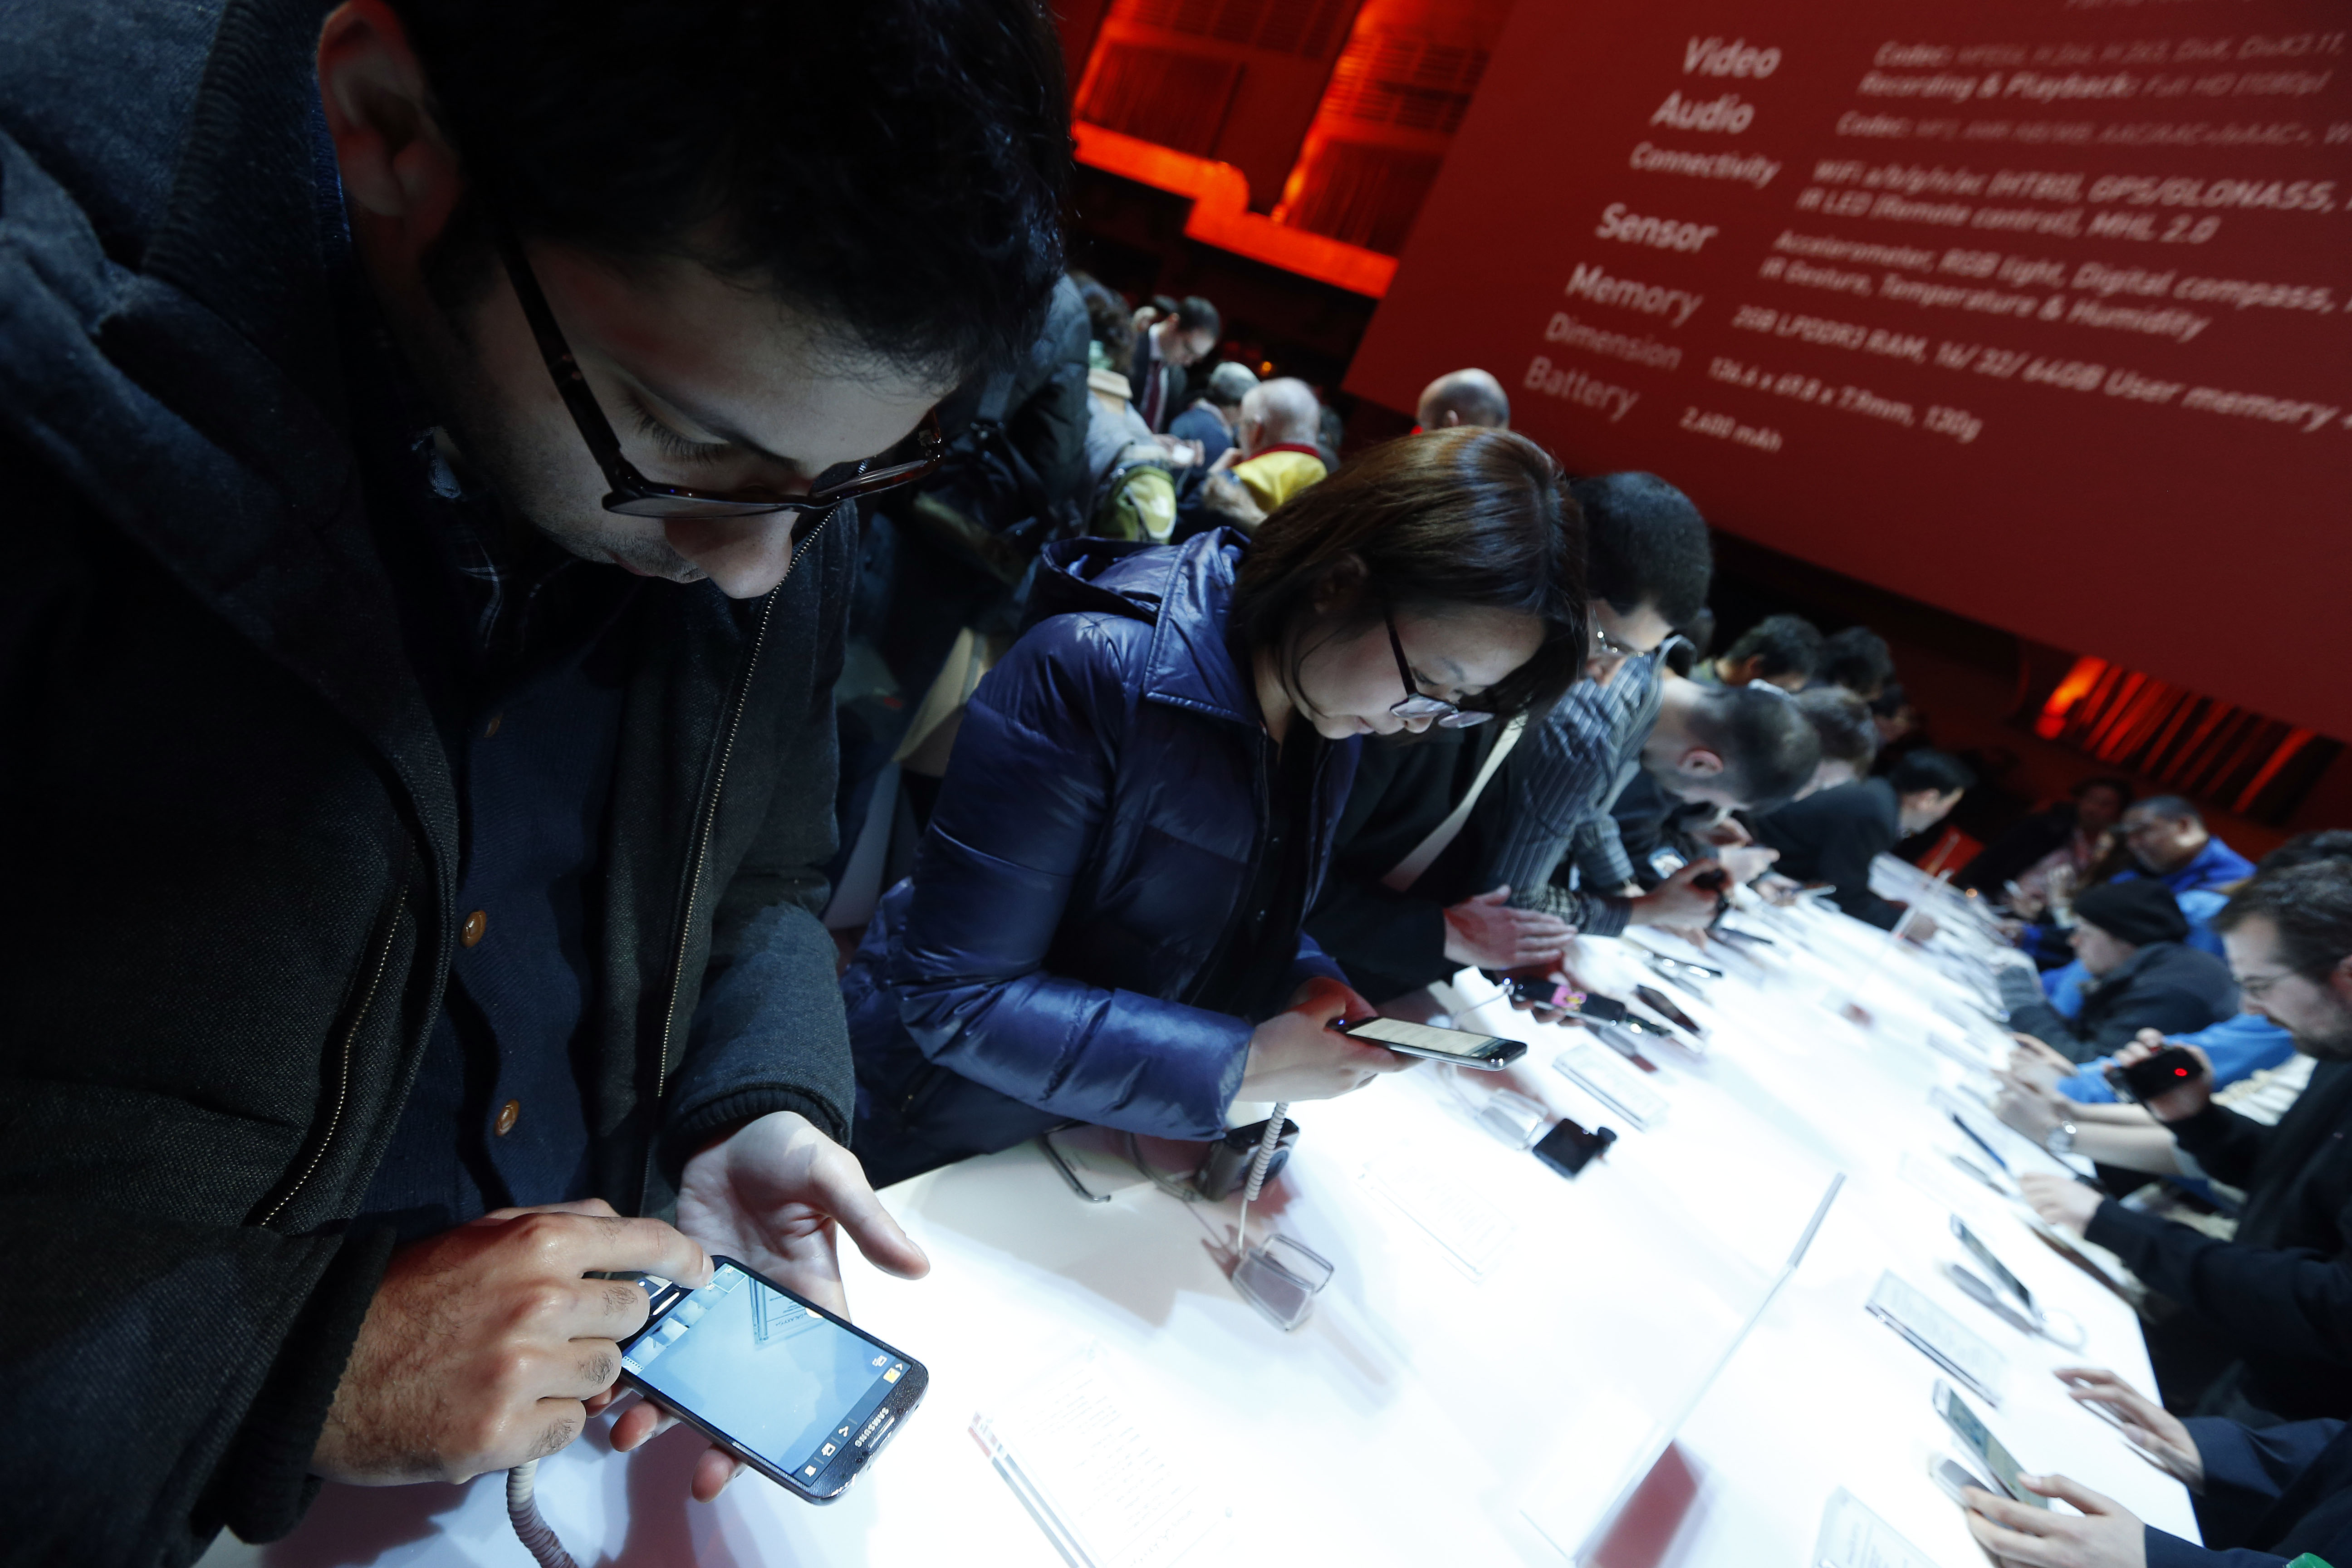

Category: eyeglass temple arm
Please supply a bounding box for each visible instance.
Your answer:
[493,230,636,482]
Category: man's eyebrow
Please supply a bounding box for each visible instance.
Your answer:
[632,373,809,476]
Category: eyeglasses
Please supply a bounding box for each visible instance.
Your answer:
[2235,969,2305,1002]
[1385,615,1492,728]
[495,230,945,521]
[1589,623,1649,662]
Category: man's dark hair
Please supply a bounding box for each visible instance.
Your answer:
[1571,471,1712,624]
[1232,428,1588,723]
[1867,681,1910,719]
[1819,626,1895,699]
[1174,295,1222,338]
[1793,687,1877,770]
[2215,862,2352,976]
[2131,793,2204,827]
[1684,685,1823,811]
[2073,775,2136,806]
[392,0,1071,382]
[2261,830,2352,873]
[1890,749,1975,796]
[1721,613,1823,681]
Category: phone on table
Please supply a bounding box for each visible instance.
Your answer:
[1928,1453,1998,1505]
[1950,1216,2036,1319]
[1338,1015,1527,1069]
[620,1258,926,1503]
[1933,1379,2046,1509]
[1632,984,1702,1036]
[2104,1045,2203,1105]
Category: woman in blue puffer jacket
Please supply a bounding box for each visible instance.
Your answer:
[843,428,1589,1185]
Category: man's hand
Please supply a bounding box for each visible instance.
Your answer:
[1754,872,1802,906]
[1695,815,1752,849]
[1442,886,1575,970]
[2019,1170,2103,1235]
[1715,845,1779,885]
[1960,1476,2146,1568]
[2056,1368,2204,1490]
[2008,1034,2078,1089]
[313,1201,713,1486]
[1993,1078,2065,1145]
[1200,469,1266,532]
[617,1111,933,1499]
[1238,975,1410,1102]
[1627,858,1727,930]
[2112,1033,2214,1122]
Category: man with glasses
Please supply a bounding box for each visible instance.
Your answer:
[1483,473,1802,942]
[0,0,1067,1555]
[2020,862,2352,1423]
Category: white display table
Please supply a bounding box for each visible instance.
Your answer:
[202,871,2195,1568]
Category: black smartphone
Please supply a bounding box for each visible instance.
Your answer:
[1339,1016,1527,1068]
[620,1258,926,1503]
[2104,1045,2203,1105]
[1950,1215,2034,1318]
[1532,1117,1616,1177]
[1632,984,1702,1036]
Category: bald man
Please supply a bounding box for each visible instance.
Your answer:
[1417,368,1510,430]
[1201,377,1329,529]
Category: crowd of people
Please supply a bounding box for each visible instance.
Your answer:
[5,5,2343,1567]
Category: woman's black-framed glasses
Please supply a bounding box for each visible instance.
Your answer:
[495,230,945,520]
[1385,615,1493,728]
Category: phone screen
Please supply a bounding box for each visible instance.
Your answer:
[1343,1016,1524,1066]
[1937,1384,2046,1508]
[622,1261,919,1494]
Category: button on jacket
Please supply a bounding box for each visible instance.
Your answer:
[843,530,1358,1182]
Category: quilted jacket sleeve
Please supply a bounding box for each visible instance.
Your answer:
[889,615,1254,1139]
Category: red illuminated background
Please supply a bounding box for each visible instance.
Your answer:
[1053,0,2349,851]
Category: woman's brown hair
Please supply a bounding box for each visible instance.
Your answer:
[1227,427,1588,720]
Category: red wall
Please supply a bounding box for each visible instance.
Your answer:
[1348,0,2352,740]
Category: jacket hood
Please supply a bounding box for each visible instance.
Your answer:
[1034,529,1258,726]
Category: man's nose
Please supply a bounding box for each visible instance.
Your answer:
[663,513,803,599]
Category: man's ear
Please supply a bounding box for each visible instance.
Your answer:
[318,0,464,234]
[1441,410,1463,428]
[2328,954,2352,1011]
[1728,655,1766,684]
[1678,747,1725,779]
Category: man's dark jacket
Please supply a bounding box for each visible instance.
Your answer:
[2148,1416,2352,1566]
[2091,1060,2352,1424]
[0,4,856,1560]
[1750,776,1906,928]
[2000,940,2239,1062]
[1304,725,1504,1003]
[844,532,1356,1180]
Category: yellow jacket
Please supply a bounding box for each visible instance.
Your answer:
[1232,445,1329,513]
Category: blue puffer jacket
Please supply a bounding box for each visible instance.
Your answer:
[843,529,1359,1175]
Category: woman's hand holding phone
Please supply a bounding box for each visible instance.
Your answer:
[1959,1475,2149,1568]
[2056,1367,2205,1490]
[1238,976,1408,1102]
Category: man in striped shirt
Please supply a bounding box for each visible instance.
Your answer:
[1482,473,1818,940]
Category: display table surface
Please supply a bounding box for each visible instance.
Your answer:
[202,880,2196,1568]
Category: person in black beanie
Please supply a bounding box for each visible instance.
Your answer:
[2001,879,2240,1062]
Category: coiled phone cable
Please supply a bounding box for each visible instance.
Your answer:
[506,1460,579,1568]
[1230,1101,1289,1259]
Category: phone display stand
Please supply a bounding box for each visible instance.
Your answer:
[1231,1233,1334,1331]
[1441,1066,1548,1150]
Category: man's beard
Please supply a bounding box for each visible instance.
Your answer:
[394,236,696,582]
[2295,1009,2352,1061]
